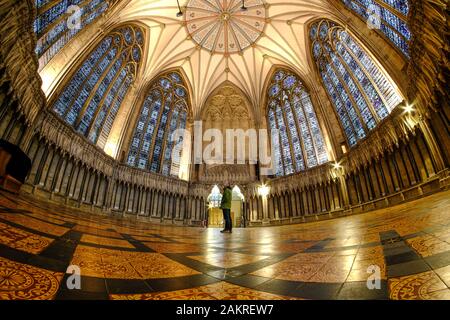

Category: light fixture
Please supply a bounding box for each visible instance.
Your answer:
[241,0,248,11]
[403,103,414,114]
[332,161,342,170]
[258,184,270,197]
[176,0,183,17]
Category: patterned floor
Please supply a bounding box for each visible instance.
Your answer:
[1,190,450,300]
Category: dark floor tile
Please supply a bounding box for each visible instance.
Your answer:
[58,274,107,293]
[226,274,272,289]
[55,288,109,300]
[379,230,400,241]
[147,274,218,292]
[296,282,342,300]
[383,244,412,257]
[337,281,388,300]
[0,244,33,264]
[106,278,152,294]
[425,250,450,270]
[27,255,68,272]
[385,251,420,265]
[206,269,228,279]
[387,260,431,278]
[256,279,303,298]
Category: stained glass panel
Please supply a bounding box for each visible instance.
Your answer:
[267,69,329,177]
[51,26,143,149]
[34,0,110,71]
[340,0,410,57]
[127,72,189,177]
[310,19,403,147]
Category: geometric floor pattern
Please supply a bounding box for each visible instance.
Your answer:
[1,189,450,300]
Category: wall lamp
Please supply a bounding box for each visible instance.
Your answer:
[258,184,270,198]
[403,103,414,114]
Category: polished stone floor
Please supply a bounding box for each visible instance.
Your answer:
[1,190,450,300]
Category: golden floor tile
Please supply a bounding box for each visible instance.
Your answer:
[285,252,334,264]
[71,245,199,279]
[143,242,200,253]
[0,257,63,300]
[80,234,134,249]
[307,264,350,283]
[252,262,322,282]
[0,213,69,236]
[0,222,53,254]
[110,281,300,300]
[434,265,450,288]
[355,246,384,261]
[188,252,269,268]
[389,271,448,300]
[73,225,123,239]
[407,235,450,258]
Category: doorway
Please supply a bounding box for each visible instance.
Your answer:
[206,185,244,228]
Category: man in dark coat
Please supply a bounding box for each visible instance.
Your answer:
[220,185,232,233]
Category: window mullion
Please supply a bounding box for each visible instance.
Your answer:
[319,61,359,145]
[148,94,168,171]
[287,92,308,169]
[271,108,286,176]
[279,99,297,172]
[298,94,321,165]
[333,42,381,123]
[37,0,93,37]
[75,45,123,129]
[324,53,370,133]
[90,66,129,143]
[61,42,114,119]
[39,1,104,57]
[158,102,177,175]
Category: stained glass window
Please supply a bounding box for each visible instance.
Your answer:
[267,69,329,177]
[207,185,222,208]
[34,0,110,71]
[52,25,144,149]
[340,0,410,57]
[127,71,189,177]
[310,19,403,147]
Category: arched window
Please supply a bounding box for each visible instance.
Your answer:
[52,25,144,149]
[207,185,222,208]
[340,0,410,57]
[34,0,111,71]
[127,71,189,177]
[310,20,403,147]
[267,69,329,177]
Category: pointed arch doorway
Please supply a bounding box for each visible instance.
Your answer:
[206,185,245,228]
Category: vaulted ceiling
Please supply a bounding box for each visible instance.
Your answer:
[114,0,337,119]
[38,0,359,158]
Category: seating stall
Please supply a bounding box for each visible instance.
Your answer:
[0,140,31,194]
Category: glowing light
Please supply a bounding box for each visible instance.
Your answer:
[104,141,118,158]
[332,161,342,169]
[257,184,270,197]
[403,103,414,113]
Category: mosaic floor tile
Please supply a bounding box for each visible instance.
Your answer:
[110,281,300,300]
[389,271,449,300]
[0,213,69,236]
[188,252,269,268]
[407,235,450,258]
[0,222,53,254]
[80,234,134,249]
[1,190,450,300]
[0,257,63,300]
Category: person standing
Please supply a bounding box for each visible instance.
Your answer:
[220,185,232,233]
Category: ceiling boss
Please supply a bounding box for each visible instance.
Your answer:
[184,0,267,54]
